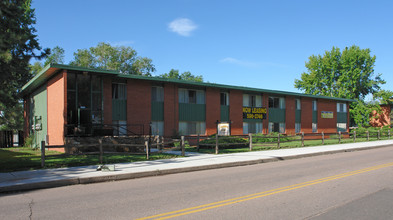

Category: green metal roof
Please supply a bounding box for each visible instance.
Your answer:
[21,63,355,102]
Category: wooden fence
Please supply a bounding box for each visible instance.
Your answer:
[39,136,187,168]
[189,130,392,154]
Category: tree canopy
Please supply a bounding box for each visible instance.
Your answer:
[0,0,48,130]
[294,45,385,100]
[69,42,155,75]
[160,69,203,82]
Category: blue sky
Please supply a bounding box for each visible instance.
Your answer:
[32,0,393,97]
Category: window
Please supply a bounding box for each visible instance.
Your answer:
[151,121,164,136]
[312,123,317,133]
[152,87,164,102]
[113,120,127,136]
[243,122,262,134]
[295,99,301,110]
[269,97,285,109]
[279,123,286,133]
[268,122,285,133]
[337,123,346,132]
[337,103,347,113]
[112,83,127,100]
[243,94,262,107]
[179,121,206,135]
[312,100,317,111]
[220,92,229,105]
[295,123,301,133]
[179,89,205,104]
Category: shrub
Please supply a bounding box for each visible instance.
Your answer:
[252,132,295,143]
[199,134,248,148]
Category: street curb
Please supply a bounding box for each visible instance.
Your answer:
[1,144,392,193]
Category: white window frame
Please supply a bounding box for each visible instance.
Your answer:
[337,103,347,113]
[295,123,301,133]
[312,100,317,111]
[312,123,317,133]
[295,99,301,110]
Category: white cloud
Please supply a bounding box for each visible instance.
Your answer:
[110,40,134,46]
[168,18,198,36]
[220,57,287,68]
[220,57,259,67]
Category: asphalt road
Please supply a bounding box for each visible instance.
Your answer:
[2,146,393,220]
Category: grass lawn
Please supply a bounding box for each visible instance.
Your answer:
[186,136,391,154]
[0,147,180,172]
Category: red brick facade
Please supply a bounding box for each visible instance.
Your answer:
[285,96,296,135]
[205,87,221,135]
[229,90,243,135]
[127,80,151,135]
[300,98,313,133]
[317,99,337,133]
[23,65,350,143]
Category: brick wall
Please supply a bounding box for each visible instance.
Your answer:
[285,96,296,135]
[206,87,220,135]
[317,99,337,133]
[127,80,151,135]
[229,90,243,135]
[301,98,313,133]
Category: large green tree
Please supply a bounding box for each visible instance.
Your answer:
[294,45,387,127]
[0,0,48,130]
[70,42,155,75]
[294,45,385,100]
[160,69,203,82]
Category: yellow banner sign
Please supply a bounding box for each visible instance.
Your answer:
[243,107,267,120]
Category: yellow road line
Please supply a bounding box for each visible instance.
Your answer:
[136,162,393,220]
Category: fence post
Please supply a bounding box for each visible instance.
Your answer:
[181,136,185,157]
[249,133,253,151]
[41,141,45,168]
[145,141,149,160]
[339,131,341,144]
[378,130,380,140]
[197,134,200,152]
[156,135,160,152]
[277,133,280,148]
[99,138,103,164]
[322,132,324,145]
[367,131,369,141]
[215,134,219,154]
[301,132,304,147]
[353,130,356,142]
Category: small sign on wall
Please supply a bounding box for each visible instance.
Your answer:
[321,111,333,119]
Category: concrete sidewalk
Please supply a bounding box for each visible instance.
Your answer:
[1,140,393,193]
